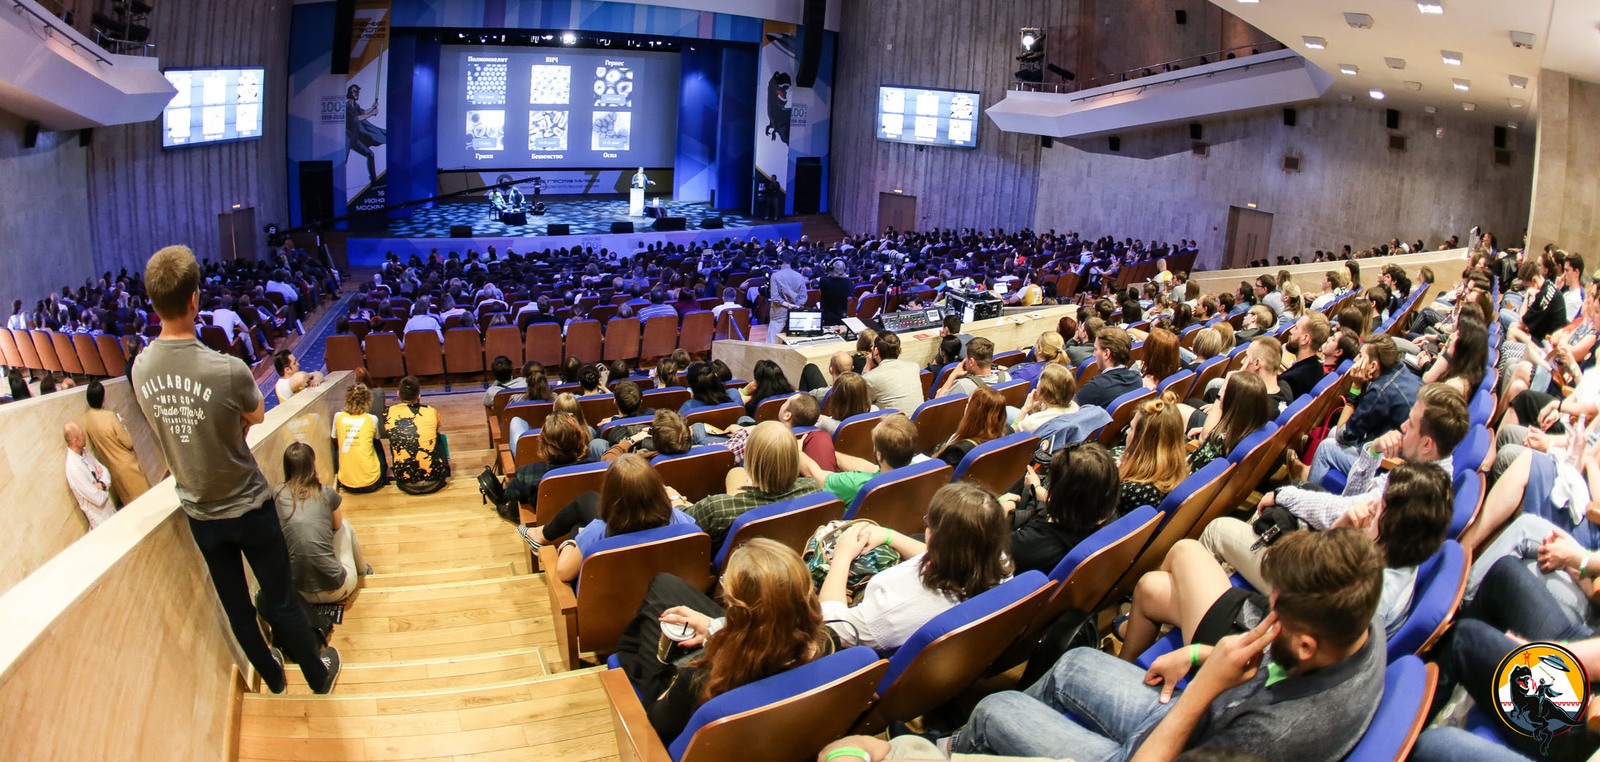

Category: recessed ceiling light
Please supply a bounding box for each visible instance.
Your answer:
[1462,102,1476,111]
[1508,121,1519,130]
[1509,75,1529,89]
[1510,31,1535,50]
[1344,13,1373,28]
[1303,36,1327,50]
[1405,81,1422,90]
[1339,64,1360,75]
[1369,89,1386,100]
[1441,50,1463,65]
[1417,1,1444,14]
[1509,98,1525,109]
[1452,78,1470,91]
[1236,0,1258,4]
[1385,57,1406,69]
[1341,94,1355,101]
[1424,105,1438,113]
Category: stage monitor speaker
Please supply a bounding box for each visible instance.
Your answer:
[1041,135,1053,148]
[653,217,687,231]
[701,217,724,229]
[1108,136,1121,152]
[796,0,826,88]
[1175,9,1187,24]
[1493,125,1508,149]
[297,161,335,227]
[548,223,571,236]
[1283,107,1297,127]
[23,121,38,149]
[1188,122,1202,141]
[450,225,473,238]
[1385,108,1401,130]
[612,221,634,234]
[331,0,354,74]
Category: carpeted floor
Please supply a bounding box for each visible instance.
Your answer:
[384,198,763,238]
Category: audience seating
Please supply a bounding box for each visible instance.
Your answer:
[443,327,485,383]
[325,334,363,372]
[1451,426,1491,481]
[845,461,955,536]
[1181,424,1281,542]
[640,315,677,360]
[601,647,888,762]
[1156,368,1196,403]
[31,330,63,373]
[911,395,967,456]
[992,379,1029,410]
[752,395,787,423]
[524,323,563,366]
[0,330,22,369]
[832,410,893,461]
[1074,357,1100,387]
[404,331,446,383]
[565,320,603,363]
[71,334,107,376]
[1095,387,1157,446]
[1448,471,1484,541]
[578,394,620,424]
[541,523,712,669]
[679,311,715,356]
[715,493,845,570]
[653,446,738,503]
[951,432,1040,496]
[853,571,1054,734]
[714,308,751,341]
[682,402,744,431]
[532,461,610,527]
[641,387,691,412]
[992,350,1027,368]
[363,332,406,379]
[1344,656,1437,762]
[1387,541,1467,660]
[1112,458,1234,597]
[605,317,642,363]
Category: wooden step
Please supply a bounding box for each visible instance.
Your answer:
[363,563,518,588]
[281,648,550,695]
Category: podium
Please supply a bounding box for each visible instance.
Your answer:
[629,187,645,217]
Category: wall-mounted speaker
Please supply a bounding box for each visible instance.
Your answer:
[1191,142,1209,157]
[1175,9,1187,24]
[796,0,826,88]
[23,121,39,149]
[1493,125,1507,149]
[1385,108,1400,130]
[1282,155,1302,172]
[1108,136,1121,152]
[78,128,93,147]
[1388,134,1408,152]
[1283,107,1297,127]
[611,221,634,234]
[449,225,473,238]
[1041,135,1053,148]
[547,223,571,236]
[1188,122,1202,141]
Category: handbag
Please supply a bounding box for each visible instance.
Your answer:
[802,519,902,602]
[478,465,506,508]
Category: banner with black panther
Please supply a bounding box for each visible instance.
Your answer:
[752,20,833,220]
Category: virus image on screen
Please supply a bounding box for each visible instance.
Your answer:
[591,111,630,151]
[529,110,569,151]
[467,61,508,105]
[593,64,634,107]
[466,110,505,151]
[530,64,571,105]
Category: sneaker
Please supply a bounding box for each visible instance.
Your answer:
[312,647,342,695]
[516,524,544,551]
[362,564,375,576]
[264,647,287,694]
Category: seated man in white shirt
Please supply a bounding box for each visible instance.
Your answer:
[274,350,325,404]
[402,297,446,343]
[211,295,254,357]
[438,294,469,324]
[64,422,116,529]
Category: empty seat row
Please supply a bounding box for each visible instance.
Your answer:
[0,329,128,378]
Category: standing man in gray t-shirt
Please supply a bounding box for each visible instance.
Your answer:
[132,245,340,694]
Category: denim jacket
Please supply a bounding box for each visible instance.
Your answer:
[1340,364,1419,446]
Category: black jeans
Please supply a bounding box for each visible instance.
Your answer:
[1434,619,1598,761]
[188,501,328,690]
[543,491,601,541]
[1465,556,1594,642]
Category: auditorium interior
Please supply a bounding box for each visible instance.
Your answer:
[2,0,1599,760]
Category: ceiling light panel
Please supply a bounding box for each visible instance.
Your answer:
[1441,50,1462,65]
[1302,36,1326,49]
[1417,1,1443,14]
[1339,64,1360,75]
[1369,89,1386,100]
[1385,57,1406,69]
[1344,13,1373,28]
[1452,78,1470,91]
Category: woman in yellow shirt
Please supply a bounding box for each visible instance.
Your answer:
[333,383,385,493]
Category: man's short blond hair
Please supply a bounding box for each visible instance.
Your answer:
[145,245,200,320]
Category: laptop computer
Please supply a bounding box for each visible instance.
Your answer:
[786,311,825,337]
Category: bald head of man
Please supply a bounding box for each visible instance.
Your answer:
[63,421,86,452]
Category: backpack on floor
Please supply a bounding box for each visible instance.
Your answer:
[478,466,507,510]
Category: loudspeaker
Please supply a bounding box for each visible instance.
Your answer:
[653,217,687,231]
[1188,123,1202,141]
[611,221,634,234]
[1385,109,1400,130]
[450,225,473,238]
[1108,136,1121,152]
[548,223,571,236]
[78,128,92,147]
[331,0,354,75]
[1493,125,1507,149]
[1283,107,1297,127]
[1389,134,1408,152]
[796,0,826,88]
[701,217,724,229]
[23,121,39,149]
[1175,9,1187,24]
[297,161,335,226]
[1041,135,1053,148]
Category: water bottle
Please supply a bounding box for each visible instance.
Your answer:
[1346,443,1383,496]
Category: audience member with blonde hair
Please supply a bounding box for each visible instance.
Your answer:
[614,539,834,743]
[683,421,820,548]
[818,482,1012,651]
[274,442,370,603]
[1014,364,1079,433]
[1008,330,1073,386]
[1190,326,1227,363]
[1112,392,1190,514]
[332,383,385,493]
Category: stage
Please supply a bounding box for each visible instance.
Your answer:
[344,196,800,266]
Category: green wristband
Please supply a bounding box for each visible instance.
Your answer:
[1189,644,1201,668]
[883,529,895,547]
[826,748,871,762]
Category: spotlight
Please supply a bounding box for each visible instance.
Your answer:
[1020,27,1043,50]
[1046,63,1075,80]
[561,32,576,45]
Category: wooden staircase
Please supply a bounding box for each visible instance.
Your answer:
[236,392,618,762]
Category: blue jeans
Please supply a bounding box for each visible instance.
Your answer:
[509,416,531,445]
[1309,434,1361,485]
[951,648,1171,762]
[1411,727,1532,762]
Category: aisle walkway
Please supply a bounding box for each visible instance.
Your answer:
[237,393,618,761]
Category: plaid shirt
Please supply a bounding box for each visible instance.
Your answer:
[686,477,820,549]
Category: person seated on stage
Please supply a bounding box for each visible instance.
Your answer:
[614,538,835,745]
[678,421,821,549]
[273,350,324,405]
[1306,334,1421,485]
[951,528,1386,762]
[274,439,376,607]
[1075,327,1144,410]
[402,297,445,344]
[489,190,506,213]
[798,412,917,505]
[819,482,1012,653]
[638,287,679,321]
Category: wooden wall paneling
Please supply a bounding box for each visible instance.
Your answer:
[0,372,351,761]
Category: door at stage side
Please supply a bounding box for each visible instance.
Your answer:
[878,192,916,235]
[1224,206,1274,269]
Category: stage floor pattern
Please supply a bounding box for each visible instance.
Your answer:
[384,198,763,238]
